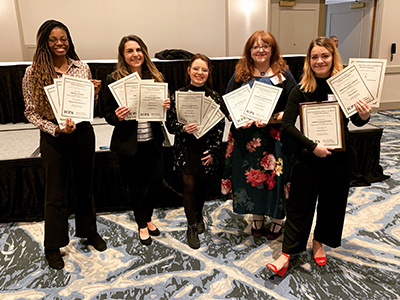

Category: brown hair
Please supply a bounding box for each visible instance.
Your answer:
[234,30,288,83]
[112,35,164,82]
[186,53,213,89]
[300,36,343,92]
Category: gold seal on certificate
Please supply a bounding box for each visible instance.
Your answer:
[299,101,345,151]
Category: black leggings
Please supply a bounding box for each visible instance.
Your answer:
[182,173,206,226]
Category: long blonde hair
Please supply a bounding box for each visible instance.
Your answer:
[235,30,288,83]
[112,35,164,82]
[300,36,343,92]
[30,20,79,116]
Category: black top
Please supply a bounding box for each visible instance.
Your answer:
[103,74,165,156]
[282,77,370,153]
[166,84,225,174]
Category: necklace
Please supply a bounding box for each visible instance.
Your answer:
[260,72,265,76]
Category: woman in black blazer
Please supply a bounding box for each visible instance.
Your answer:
[104,35,170,246]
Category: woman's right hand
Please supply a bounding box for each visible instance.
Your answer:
[115,106,130,121]
[56,118,76,134]
[183,123,198,134]
[312,144,333,158]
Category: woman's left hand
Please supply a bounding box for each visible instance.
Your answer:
[162,98,171,110]
[91,79,102,96]
[354,99,371,121]
[201,150,213,166]
[254,120,267,128]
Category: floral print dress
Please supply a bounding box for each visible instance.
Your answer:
[221,76,293,219]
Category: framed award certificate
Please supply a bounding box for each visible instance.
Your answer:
[299,101,345,151]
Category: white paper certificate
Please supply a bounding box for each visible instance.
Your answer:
[348,58,387,108]
[327,64,375,118]
[222,85,251,128]
[137,82,168,121]
[124,79,154,120]
[108,72,141,107]
[300,101,345,151]
[176,91,204,125]
[60,75,94,121]
[44,84,66,128]
[242,81,283,123]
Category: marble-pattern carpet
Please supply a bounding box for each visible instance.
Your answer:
[0,111,399,300]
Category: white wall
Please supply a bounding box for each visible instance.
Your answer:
[4,0,230,61]
[375,0,400,110]
[0,0,23,61]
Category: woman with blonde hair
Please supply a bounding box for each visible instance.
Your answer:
[104,35,170,246]
[267,36,371,276]
[222,30,296,240]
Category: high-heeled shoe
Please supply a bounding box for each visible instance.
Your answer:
[313,240,327,266]
[266,252,290,277]
[264,222,282,240]
[251,220,265,238]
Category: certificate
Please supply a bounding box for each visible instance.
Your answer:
[108,71,141,107]
[194,108,225,139]
[175,91,204,125]
[44,83,66,128]
[124,79,154,120]
[299,101,345,151]
[222,85,251,128]
[242,81,283,123]
[348,58,387,108]
[60,75,94,121]
[327,64,374,118]
[137,82,168,121]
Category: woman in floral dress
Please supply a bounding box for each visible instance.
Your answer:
[221,30,296,239]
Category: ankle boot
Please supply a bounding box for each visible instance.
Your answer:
[187,224,200,249]
[195,212,205,234]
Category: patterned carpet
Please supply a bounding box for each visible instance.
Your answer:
[0,111,399,300]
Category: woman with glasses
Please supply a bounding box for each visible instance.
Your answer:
[104,35,170,246]
[221,30,296,240]
[22,20,106,270]
[266,36,371,277]
[166,54,226,249]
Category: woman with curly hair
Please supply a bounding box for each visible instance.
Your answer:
[22,20,106,269]
[221,30,296,240]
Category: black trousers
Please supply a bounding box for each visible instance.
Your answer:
[283,151,352,254]
[118,139,163,229]
[40,123,97,250]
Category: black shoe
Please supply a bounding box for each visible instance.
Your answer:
[87,233,107,251]
[139,229,152,246]
[196,213,205,234]
[265,222,283,240]
[148,227,160,236]
[187,224,200,249]
[45,248,64,270]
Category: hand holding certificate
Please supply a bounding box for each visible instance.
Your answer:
[175,91,204,125]
[222,85,251,128]
[137,82,168,121]
[44,75,94,129]
[299,101,345,151]
[348,58,387,108]
[327,64,375,118]
[242,81,282,123]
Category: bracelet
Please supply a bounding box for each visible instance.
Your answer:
[272,114,278,121]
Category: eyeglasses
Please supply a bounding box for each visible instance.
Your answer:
[48,37,69,44]
[251,45,271,51]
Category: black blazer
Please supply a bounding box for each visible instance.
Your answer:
[104,74,165,156]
